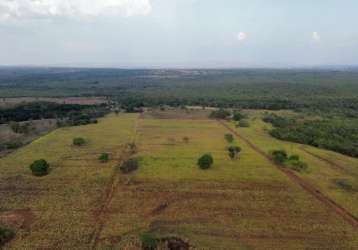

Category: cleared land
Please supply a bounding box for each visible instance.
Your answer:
[0,110,357,249]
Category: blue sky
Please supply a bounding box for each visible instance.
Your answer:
[0,0,357,67]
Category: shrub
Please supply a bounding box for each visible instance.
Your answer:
[182,137,190,143]
[29,159,49,176]
[0,227,15,247]
[120,158,139,174]
[228,146,241,160]
[271,150,288,163]
[224,134,234,143]
[335,179,353,191]
[140,232,157,250]
[238,120,250,127]
[286,160,308,172]
[98,153,109,163]
[288,154,300,161]
[73,137,86,146]
[209,109,231,119]
[197,154,214,169]
[233,111,245,121]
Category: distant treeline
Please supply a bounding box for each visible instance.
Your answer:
[0,102,109,125]
[263,113,358,158]
[1,68,358,113]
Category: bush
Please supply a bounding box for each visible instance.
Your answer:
[98,153,109,163]
[289,154,300,161]
[224,134,234,143]
[140,232,157,250]
[227,146,241,160]
[233,111,245,121]
[0,227,15,247]
[73,137,86,146]
[238,120,250,127]
[286,160,308,172]
[29,159,49,176]
[335,179,353,191]
[182,137,190,143]
[197,154,214,169]
[271,150,288,163]
[120,158,139,174]
[209,109,231,119]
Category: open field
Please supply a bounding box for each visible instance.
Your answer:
[0,110,357,249]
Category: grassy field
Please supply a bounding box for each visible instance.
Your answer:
[1,110,357,249]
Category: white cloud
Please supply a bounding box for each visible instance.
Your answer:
[312,31,321,42]
[237,32,247,41]
[0,0,152,20]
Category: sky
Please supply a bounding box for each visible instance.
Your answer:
[0,0,357,68]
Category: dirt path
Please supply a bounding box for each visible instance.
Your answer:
[217,120,358,228]
[89,115,141,249]
[300,147,358,178]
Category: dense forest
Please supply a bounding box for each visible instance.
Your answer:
[263,113,358,158]
[1,67,358,112]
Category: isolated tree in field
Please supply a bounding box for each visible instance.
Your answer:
[228,146,241,160]
[0,227,15,247]
[225,133,234,143]
[120,158,139,174]
[271,150,288,163]
[183,137,190,143]
[98,153,109,163]
[197,154,214,169]
[233,111,245,121]
[73,137,86,146]
[29,159,49,176]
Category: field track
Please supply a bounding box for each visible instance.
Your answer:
[217,120,358,228]
[89,116,141,249]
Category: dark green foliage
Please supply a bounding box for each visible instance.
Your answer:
[238,120,250,127]
[98,153,109,163]
[271,150,308,172]
[271,150,288,163]
[73,137,86,146]
[224,134,234,143]
[227,146,241,160]
[140,232,157,250]
[120,158,139,174]
[209,109,231,119]
[3,141,23,149]
[0,227,15,247]
[335,179,354,191]
[265,114,358,158]
[233,111,245,121]
[29,159,49,176]
[197,154,214,169]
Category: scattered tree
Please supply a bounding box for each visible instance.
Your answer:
[335,179,353,191]
[120,158,139,174]
[183,137,190,143]
[0,227,15,247]
[29,159,49,176]
[98,153,110,163]
[197,154,214,169]
[73,137,86,146]
[271,150,288,163]
[209,109,231,119]
[224,134,234,143]
[140,232,157,250]
[227,146,241,160]
[233,111,245,121]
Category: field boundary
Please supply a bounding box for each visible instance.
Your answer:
[217,120,358,228]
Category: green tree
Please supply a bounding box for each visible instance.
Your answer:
[98,153,109,163]
[271,150,288,163]
[228,146,241,160]
[29,159,50,176]
[0,227,15,247]
[197,154,214,169]
[73,137,86,146]
[224,134,234,143]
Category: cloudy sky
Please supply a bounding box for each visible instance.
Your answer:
[0,0,357,68]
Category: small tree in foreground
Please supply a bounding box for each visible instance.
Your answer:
[120,158,139,174]
[228,146,242,160]
[73,137,86,146]
[197,154,214,170]
[224,134,234,143]
[29,159,49,176]
[0,227,15,247]
[98,153,109,163]
[271,150,288,163]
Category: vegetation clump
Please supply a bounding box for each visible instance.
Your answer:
[0,227,15,247]
[224,133,234,143]
[237,120,250,127]
[197,154,214,169]
[271,150,308,172]
[140,232,157,250]
[120,158,140,174]
[335,179,354,191]
[228,146,241,160]
[98,153,110,163]
[29,159,49,176]
[73,137,86,146]
[209,109,231,119]
[233,111,246,121]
